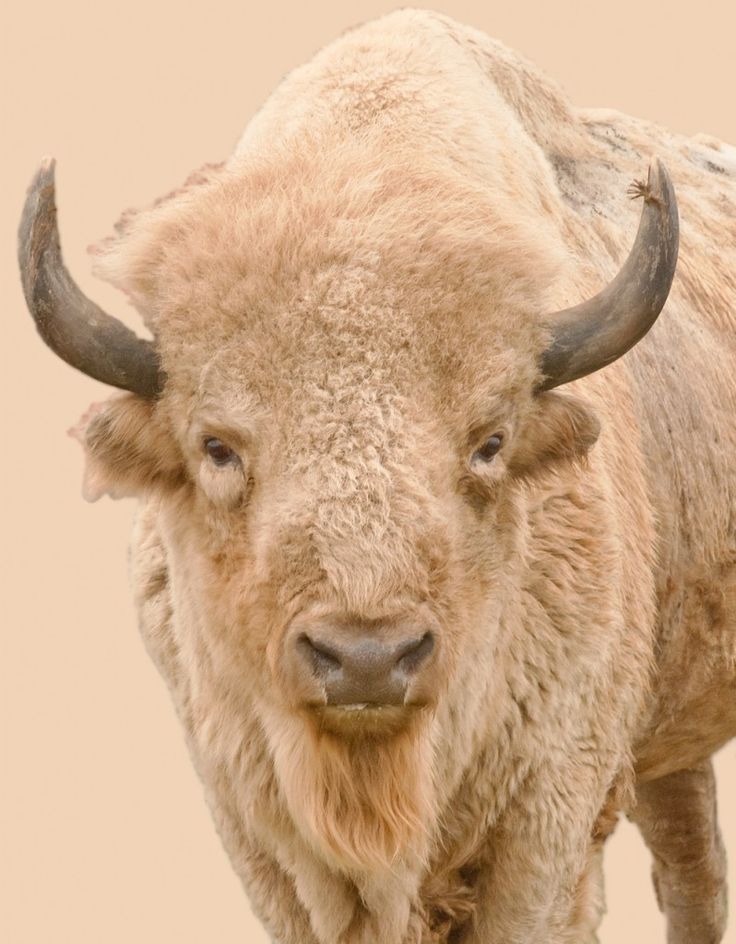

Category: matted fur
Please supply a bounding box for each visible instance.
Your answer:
[64,9,736,944]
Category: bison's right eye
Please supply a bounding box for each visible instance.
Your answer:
[204,437,239,467]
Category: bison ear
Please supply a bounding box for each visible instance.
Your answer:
[508,391,600,478]
[70,396,184,501]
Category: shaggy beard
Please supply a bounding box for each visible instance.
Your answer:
[267,710,437,875]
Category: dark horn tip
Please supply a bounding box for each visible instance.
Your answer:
[627,159,668,205]
[20,158,58,254]
[37,154,56,177]
[25,157,57,204]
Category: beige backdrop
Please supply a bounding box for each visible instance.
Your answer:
[2,1,735,941]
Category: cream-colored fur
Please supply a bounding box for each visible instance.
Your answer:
[68,10,736,943]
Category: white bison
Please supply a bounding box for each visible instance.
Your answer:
[19,9,736,943]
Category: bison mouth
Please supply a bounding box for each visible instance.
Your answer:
[313,701,429,738]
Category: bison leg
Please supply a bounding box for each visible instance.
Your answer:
[568,845,606,943]
[630,760,728,944]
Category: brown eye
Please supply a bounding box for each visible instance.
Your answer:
[473,434,503,463]
[204,437,239,467]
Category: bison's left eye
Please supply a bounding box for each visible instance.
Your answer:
[472,434,503,463]
[204,437,240,467]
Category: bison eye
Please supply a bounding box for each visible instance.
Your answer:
[204,437,239,467]
[473,434,503,463]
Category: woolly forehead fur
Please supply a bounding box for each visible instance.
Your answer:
[93,140,565,434]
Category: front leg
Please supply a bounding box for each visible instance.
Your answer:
[463,779,609,944]
[630,761,728,944]
[467,845,603,944]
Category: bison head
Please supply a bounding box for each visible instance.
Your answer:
[19,149,677,876]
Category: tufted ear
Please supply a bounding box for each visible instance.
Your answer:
[508,391,600,478]
[70,396,184,501]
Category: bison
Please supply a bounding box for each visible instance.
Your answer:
[18,9,736,944]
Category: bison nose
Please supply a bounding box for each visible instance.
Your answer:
[294,626,436,706]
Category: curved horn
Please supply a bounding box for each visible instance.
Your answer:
[18,159,163,397]
[539,158,678,391]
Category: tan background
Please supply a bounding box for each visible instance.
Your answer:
[2,1,735,941]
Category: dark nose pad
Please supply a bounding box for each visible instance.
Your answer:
[296,630,435,705]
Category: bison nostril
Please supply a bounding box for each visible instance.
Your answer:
[396,631,435,674]
[297,633,342,676]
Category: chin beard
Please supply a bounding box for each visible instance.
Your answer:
[265,708,437,875]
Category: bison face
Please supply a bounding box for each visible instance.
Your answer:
[73,280,601,724]
[21,155,675,873]
[70,301,602,872]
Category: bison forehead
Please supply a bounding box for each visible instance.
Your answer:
[163,261,542,451]
[92,133,563,402]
